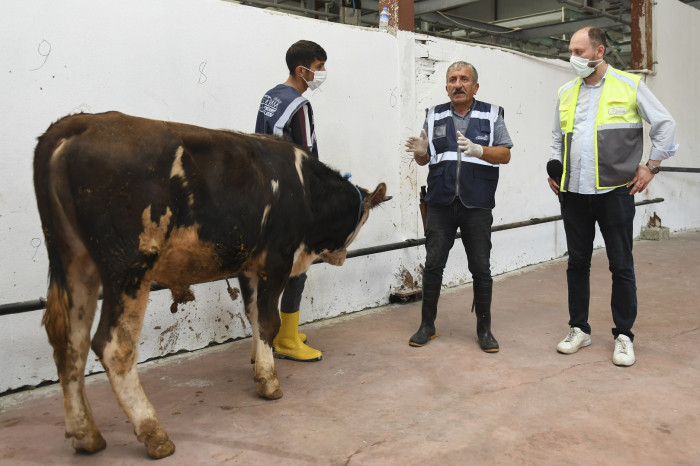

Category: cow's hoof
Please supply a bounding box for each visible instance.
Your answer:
[146,438,175,459]
[137,421,175,459]
[142,428,175,459]
[256,383,283,400]
[71,430,107,454]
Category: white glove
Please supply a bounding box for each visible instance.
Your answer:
[405,129,429,157]
[456,131,483,158]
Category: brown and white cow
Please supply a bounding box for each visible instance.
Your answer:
[33,111,389,458]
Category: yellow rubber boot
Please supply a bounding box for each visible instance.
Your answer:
[273,311,322,362]
[276,316,306,344]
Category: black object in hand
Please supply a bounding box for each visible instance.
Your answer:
[547,159,563,179]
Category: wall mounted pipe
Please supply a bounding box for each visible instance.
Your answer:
[0,197,665,317]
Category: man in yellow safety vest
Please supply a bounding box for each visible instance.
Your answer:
[547,26,678,367]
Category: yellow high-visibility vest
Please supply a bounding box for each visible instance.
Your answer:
[558,67,643,191]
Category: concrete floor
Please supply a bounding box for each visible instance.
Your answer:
[1,230,699,465]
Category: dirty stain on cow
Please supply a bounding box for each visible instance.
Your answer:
[138,205,172,256]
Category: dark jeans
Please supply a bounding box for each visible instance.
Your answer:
[280,273,307,314]
[423,200,493,289]
[561,187,637,341]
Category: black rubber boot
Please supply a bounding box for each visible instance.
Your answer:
[472,283,499,353]
[409,282,441,347]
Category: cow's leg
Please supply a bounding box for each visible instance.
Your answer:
[92,282,175,459]
[46,254,105,453]
[239,275,259,365]
[240,272,283,400]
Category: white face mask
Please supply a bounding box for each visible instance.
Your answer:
[302,66,327,91]
[569,55,603,78]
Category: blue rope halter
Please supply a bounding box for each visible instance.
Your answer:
[343,172,363,248]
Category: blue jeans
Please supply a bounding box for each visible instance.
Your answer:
[561,187,637,341]
[423,200,493,289]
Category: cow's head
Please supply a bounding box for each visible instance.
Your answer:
[319,182,390,266]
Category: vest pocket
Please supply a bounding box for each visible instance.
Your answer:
[425,163,455,205]
[432,134,448,153]
[433,124,447,138]
[473,120,492,144]
[472,163,499,180]
[479,119,492,133]
[460,162,498,208]
[605,97,629,104]
[427,164,445,182]
[558,103,569,128]
[602,97,633,123]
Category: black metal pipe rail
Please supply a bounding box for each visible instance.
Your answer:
[0,197,665,317]
[659,167,700,173]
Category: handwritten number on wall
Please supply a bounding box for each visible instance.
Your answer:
[198,60,207,84]
[31,238,42,261]
[31,39,52,71]
[389,87,398,108]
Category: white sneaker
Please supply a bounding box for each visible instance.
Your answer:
[613,335,635,366]
[556,327,592,354]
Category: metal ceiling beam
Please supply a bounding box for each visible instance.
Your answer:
[237,0,638,68]
[363,0,483,16]
[515,15,627,40]
[418,12,515,34]
[416,11,625,41]
[413,0,483,15]
[361,0,379,12]
[493,10,564,29]
[559,0,631,25]
[233,0,338,17]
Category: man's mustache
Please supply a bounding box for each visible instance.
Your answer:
[452,88,467,95]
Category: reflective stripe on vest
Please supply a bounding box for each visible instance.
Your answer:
[273,96,308,136]
[427,103,499,168]
[255,84,318,157]
[558,67,643,191]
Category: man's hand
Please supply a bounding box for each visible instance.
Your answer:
[405,129,430,165]
[548,177,560,195]
[627,163,657,194]
[456,131,483,158]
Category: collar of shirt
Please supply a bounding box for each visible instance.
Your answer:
[581,65,610,89]
[451,103,473,135]
[450,102,473,119]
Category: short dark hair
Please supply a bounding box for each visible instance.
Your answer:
[285,40,327,75]
[586,27,607,51]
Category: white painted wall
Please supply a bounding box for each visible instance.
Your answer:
[1,0,698,392]
[641,0,700,230]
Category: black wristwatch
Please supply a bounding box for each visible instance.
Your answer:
[646,161,660,175]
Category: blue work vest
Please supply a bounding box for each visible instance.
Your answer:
[255,84,318,158]
[425,100,502,208]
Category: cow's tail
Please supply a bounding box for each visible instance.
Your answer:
[33,122,82,372]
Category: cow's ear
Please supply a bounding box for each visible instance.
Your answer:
[367,183,391,208]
